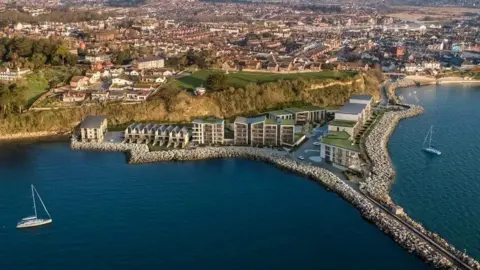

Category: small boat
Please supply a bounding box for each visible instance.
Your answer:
[422,125,441,155]
[17,185,52,229]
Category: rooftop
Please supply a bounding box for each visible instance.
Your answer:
[321,131,360,152]
[193,118,224,124]
[350,94,373,101]
[337,103,367,115]
[248,115,267,124]
[329,120,357,127]
[280,119,295,126]
[268,109,292,116]
[234,116,248,124]
[80,116,106,129]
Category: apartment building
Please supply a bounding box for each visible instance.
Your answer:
[80,116,108,143]
[192,118,225,145]
[136,56,165,70]
[267,106,326,125]
[233,116,295,147]
[233,117,249,145]
[124,123,190,148]
[320,95,373,171]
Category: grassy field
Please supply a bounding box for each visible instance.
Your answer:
[24,72,50,107]
[175,70,357,90]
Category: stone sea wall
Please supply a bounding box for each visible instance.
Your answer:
[364,81,480,269]
[71,139,457,269]
[363,105,425,202]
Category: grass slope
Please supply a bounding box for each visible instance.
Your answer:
[176,70,357,89]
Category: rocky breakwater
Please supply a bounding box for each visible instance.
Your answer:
[363,107,480,269]
[386,79,417,104]
[71,140,460,268]
[363,105,424,202]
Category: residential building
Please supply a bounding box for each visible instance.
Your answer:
[70,76,89,90]
[192,118,225,145]
[63,91,86,102]
[80,116,108,143]
[136,56,165,70]
[233,117,249,145]
[321,94,372,171]
[320,131,360,171]
[233,116,295,146]
[0,68,31,81]
[268,106,326,125]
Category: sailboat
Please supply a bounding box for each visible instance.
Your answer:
[17,185,52,229]
[422,125,441,155]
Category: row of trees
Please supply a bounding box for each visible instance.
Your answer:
[0,83,28,114]
[0,37,78,70]
[0,10,114,27]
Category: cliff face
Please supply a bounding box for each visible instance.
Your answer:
[0,72,381,136]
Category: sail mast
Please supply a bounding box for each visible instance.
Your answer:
[32,185,37,218]
[33,186,51,219]
[429,126,433,148]
[422,127,429,148]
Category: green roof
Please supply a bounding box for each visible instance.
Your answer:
[193,118,224,124]
[268,110,292,116]
[280,119,295,125]
[329,120,357,127]
[285,107,306,113]
[265,118,277,125]
[300,105,325,111]
[321,131,360,152]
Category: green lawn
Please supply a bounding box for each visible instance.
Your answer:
[24,72,50,107]
[175,70,357,90]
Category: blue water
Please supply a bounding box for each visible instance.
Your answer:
[390,84,480,259]
[0,142,430,269]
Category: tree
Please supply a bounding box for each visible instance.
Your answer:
[205,73,229,92]
[31,53,47,69]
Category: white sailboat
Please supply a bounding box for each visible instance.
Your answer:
[17,185,52,229]
[422,125,441,155]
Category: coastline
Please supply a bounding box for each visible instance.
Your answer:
[367,80,480,269]
[0,131,71,142]
[70,139,469,269]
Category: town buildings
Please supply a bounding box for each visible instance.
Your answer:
[79,116,108,143]
[192,118,225,145]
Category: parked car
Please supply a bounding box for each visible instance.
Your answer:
[313,142,321,146]
[297,156,305,160]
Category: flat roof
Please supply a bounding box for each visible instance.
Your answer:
[268,110,293,116]
[337,103,367,115]
[193,118,224,124]
[329,120,357,127]
[80,116,106,129]
[234,116,248,124]
[300,105,325,111]
[265,118,277,125]
[285,107,307,113]
[350,94,372,101]
[321,131,360,152]
[280,119,295,126]
[248,116,266,124]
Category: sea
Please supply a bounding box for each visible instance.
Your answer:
[0,143,429,269]
[390,84,480,259]
[1,84,478,270]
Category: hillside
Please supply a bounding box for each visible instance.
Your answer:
[0,71,381,137]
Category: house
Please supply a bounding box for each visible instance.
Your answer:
[108,91,126,101]
[124,123,190,148]
[112,77,134,86]
[0,68,31,81]
[267,106,326,125]
[192,118,225,145]
[194,87,206,96]
[91,91,109,101]
[63,91,86,102]
[320,131,360,171]
[136,56,165,70]
[233,117,249,145]
[126,90,150,101]
[85,54,111,63]
[80,116,108,142]
[70,76,89,90]
[88,72,102,84]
